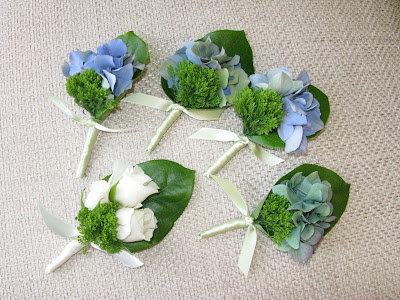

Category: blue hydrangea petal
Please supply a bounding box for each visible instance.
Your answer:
[69,65,83,76]
[169,54,185,64]
[111,64,134,96]
[278,122,294,141]
[249,73,268,87]
[114,57,124,69]
[268,72,293,95]
[267,67,293,80]
[271,184,287,197]
[185,48,202,65]
[306,171,321,184]
[293,135,307,153]
[301,224,315,241]
[62,62,71,77]
[107,39,127,57]
[297,70,310,85]
[223,85,231,95]
[93,55,115,73]
[69,50,93,67]
[103,70,116,91]
[285,125,303,153]
[284,113,307,126]
[289,242,314,263]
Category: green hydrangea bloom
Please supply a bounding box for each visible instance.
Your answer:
[76,201,123,254]
[66,68,117,119]
[256,193,295,245]
[233,86,283,136]
[167,60,222,109]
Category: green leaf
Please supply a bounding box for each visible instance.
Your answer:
[116,31,150,81]
[111,160,195,253]
[161,29,254,101]
[253,164,350,236]
[248,85,330,148]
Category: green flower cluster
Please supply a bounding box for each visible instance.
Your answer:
[233,86,283,136]
[76,201,123,254]
[255,193,295,246]
[271,171,336,263]
[167,60,222,109]
[66,68,117,120]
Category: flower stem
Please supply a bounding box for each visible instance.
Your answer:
[205,140,247,177]
[45,240,84,273]
[146,109,182,153]
[198,217,249,239]
[76,126,99,178]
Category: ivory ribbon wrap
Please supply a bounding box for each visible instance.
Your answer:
[198,176,258,277]
[50,96,135,178]
[123,93,225,152]
[189,128,284,177]
[38,203,143,273]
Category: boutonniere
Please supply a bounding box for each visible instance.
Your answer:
[190,68,330,177]
[198,164,349,276]
[123,30,253,152]
[39,160,194,273]
[53,32,149,178]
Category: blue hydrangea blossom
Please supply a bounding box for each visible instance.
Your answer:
[62,39,145,97]
[250,68,324,153]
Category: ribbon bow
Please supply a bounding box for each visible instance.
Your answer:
[190,128,284,177]
[123,93,225,152]
[39,203,142,273]
[198,176,257,277]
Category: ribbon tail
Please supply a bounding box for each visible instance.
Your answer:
[123,93,172,111]
[45,240,84,274]
[248,142,284,166]
[184,108,225,120]
[189,128,240,142]
[49,96,86,124]
[112,250,143,268]
[93,122,134,133]
[210,175,249,216]
[237,225,257,277]
[38,202,79,238]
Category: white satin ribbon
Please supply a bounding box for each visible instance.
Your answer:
[123,93,225,152]
[123,93,225,120]
[39,203,143,273]
[190,128,284,177]
[50,96,134,133]
[198,176,257,277]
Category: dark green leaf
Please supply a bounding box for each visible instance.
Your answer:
[161,30,254,100]
[252,164,350,236]
[116,31,150,81]
[119,160,195,252]
[248,85,330,148]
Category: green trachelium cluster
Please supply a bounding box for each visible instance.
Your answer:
[233,86,284,136]
[255,193,295,246]
[76,201,123,254]
[270,171,336,263]
[66,68,117,120]
[167,60,222,109]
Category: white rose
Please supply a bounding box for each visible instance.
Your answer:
[84,180,110,210]
[116,208,158,242]
[114,166,159,208]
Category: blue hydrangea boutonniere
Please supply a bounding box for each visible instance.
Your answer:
[52,32,149,178]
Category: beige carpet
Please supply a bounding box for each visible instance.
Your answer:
[1,0,399,299]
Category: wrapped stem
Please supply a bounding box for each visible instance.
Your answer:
[76,126,99,178]
[146,108,182,152]
[205,140,247,177]
[198,217,249,239]
[45,240,84,273]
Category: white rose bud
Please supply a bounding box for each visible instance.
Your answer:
[84,180,110,210]
[116,208,158,242]
[114,166,159,208]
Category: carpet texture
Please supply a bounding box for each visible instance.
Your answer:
[1,0,399,299]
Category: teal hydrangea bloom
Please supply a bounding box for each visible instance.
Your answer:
[271,171,336,263]
[160,37,250,107]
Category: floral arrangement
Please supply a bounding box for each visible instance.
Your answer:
[198,164,349,276]
[190,67,329,177]
[40,160,194,273]
[123,30,254,152]
[52,32,149,178]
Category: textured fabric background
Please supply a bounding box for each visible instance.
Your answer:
[1,0,399,299]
